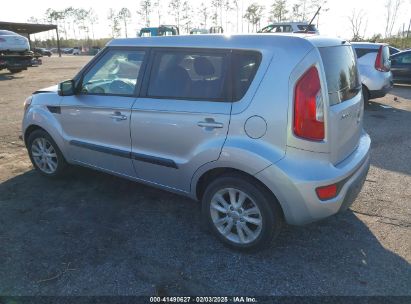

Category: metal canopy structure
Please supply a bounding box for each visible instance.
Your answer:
[0,21,61,56]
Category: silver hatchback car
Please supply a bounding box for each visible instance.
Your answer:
[22,34,370,250]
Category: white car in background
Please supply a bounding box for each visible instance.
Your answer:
[0,30,30,52]
[351,42,393,103]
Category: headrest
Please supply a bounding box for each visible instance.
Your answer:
[194,57,215,76]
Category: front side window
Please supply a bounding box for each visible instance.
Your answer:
[80,49,145,96]
[147,50,229,101]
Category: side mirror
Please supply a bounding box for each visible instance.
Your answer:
[58,79,75,96]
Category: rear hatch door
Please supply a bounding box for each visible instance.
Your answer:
[319,45,363,164]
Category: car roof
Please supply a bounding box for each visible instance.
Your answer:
[351,42,387,49]
[0,30,17,35]
[108,34,344,51]
[268,22,309,25]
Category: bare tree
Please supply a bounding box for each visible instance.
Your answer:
[232,0,240,32]
[244,3,264,32]
[169,0,182,28]
[76,8,90,40]
[87,8,98,40]
[108,8,121,38]
[45,9,66,39]
[153,0,162,25]
[138,0,152,27]
[182,1,193,33]
[224,0,234,31]
[198,2,209,29]
[269,0,288,23]
[211,0,224,26]
[118,8,132,37]
[384,0,402,38]
[291,3,303,21]
[348,9,367,41]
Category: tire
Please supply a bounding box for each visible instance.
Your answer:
[27,129,68,178]
[362,85,370,105]
[201,173,283,251]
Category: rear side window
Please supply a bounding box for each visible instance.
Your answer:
[232,51,261,101]
[147,50,229,101]
[319,45,361,105]
[297,24,317,32]
[354,48,377,58]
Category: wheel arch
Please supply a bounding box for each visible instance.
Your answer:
[194,166,285,220]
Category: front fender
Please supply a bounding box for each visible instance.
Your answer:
[23,104,68,160]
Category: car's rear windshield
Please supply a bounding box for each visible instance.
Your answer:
[319,45,361,105]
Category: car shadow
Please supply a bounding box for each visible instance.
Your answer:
[0,168,410,296]
[0,72,23,81]
[364,99,411,177]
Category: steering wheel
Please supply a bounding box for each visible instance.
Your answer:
[108,80,134,94]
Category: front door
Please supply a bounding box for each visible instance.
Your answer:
[60,48,147,177]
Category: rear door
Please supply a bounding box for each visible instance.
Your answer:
[130,48,232,193]
[319,45,363,164]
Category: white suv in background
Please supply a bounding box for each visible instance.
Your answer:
[351,42,393,103]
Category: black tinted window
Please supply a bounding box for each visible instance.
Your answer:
[354,48,377,58]
[148,50,228,101]
[297,24,317,31]
[393,52,411,64]
[232,51,261,100]
[319,45,361,105]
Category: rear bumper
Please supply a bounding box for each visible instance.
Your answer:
[255,131,371,225]
[369,81,393,99]
[362,69,393,94]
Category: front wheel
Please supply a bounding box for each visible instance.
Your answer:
[27,129,68,178]
[201,174,283,251]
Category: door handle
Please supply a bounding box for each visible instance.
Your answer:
[109,111,127,121]
[197,119,224,129]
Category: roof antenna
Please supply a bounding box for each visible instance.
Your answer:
[305,6,321,33]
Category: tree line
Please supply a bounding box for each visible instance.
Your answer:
[27,0,411,48]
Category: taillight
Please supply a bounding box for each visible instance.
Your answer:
[293,66,324,141]
[375,46,389,72]
[316,184,338,200]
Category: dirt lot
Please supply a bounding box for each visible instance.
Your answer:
[0,56,410,296]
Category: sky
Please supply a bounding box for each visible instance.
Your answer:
[1,0,411,40]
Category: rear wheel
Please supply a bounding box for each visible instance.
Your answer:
[201,174,282,251]
[27,129,68,178]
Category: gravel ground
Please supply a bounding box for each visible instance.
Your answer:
[0,56,410,296]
